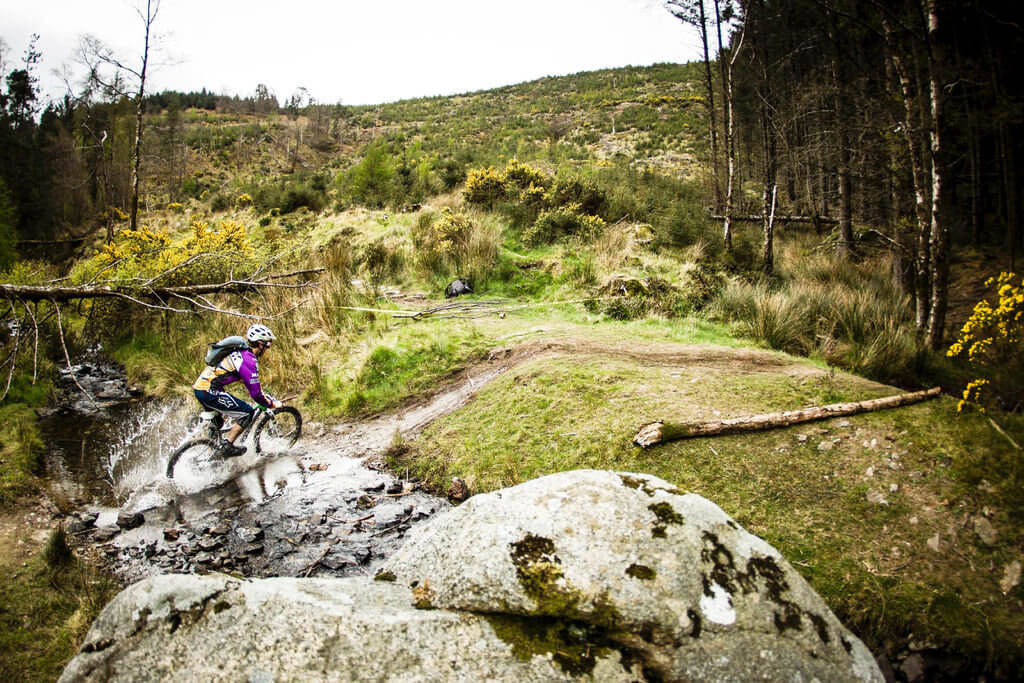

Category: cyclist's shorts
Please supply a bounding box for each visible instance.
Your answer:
[194,389,254,425]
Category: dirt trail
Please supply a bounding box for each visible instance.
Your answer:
[321,338,829,460]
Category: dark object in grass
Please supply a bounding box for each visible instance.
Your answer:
[43,524,73,569]
[444,279,473,298]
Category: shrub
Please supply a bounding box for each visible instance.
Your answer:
[947,272,1024,412]
[523,204,606,245]
[411,209,499,286]
[463,167,509,206]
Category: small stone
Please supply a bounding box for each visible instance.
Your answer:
[194,552,215,564]
[972,516,997,545]
[93,526,120,542]
[163,528,181,541]
[237,527,264,544]
[866,489,888,506]
[356,494,376,509]
[889,483,899,493]
[900,653,925,683]
[116,510,144,530]
[386,480,404,494]
[837,420,853,428]
[1000,560,1021,594]
[448,477,470,502]
[207,525,230,536]
[245,543,265,555]
[927,533,941,552]
[797,434,809,443]
[198,536,223,551]
[865,466,875,477]
[817,440,834,452]
[909,516,919,525]
[363,482,385,493]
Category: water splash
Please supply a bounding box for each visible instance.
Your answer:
[105,399,193,502]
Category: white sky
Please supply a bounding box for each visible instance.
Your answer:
[2,0,702,107]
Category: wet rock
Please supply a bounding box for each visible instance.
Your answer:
[194,552,215,564]
[93,526,120,542]
[163,528,180,541]
[373,505,411,530]
[356,494,376,509]
[198,537,223,552]
[386,480,404,495]
[363,482,385,493]
[116,510,144,530]
[447,477,469,503]
[236,526,264,544]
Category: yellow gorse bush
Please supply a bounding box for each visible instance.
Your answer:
[85,220,253,288]
[947,272,1024,411]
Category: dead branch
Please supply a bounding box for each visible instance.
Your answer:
[0,268,324,305]
[52,300,98,409]
[633,387,943,448]
[711,214,839,224]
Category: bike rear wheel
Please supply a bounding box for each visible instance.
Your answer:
[254,407,302,454]
[166,439,219,479]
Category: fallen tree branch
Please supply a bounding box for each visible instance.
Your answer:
[710,214,839,224]
[633,387,943,448]
[0,268,324,304]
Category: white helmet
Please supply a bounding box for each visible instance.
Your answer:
[246,324,275,344]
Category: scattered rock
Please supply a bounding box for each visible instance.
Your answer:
[447,477,470,502]
[999,560,1021,594]
[927,533,941,552]
[900,653,925,683]
[116,510,144,530]
[866,489,889,506]
[818,440,835,452]
[93,526,120,543]
[972,516,997,545]
[236,527,264,544]
[162,528,180,542]
[386,480,404,494]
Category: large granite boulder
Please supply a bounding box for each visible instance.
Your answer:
[381,470,882,682]
[61,470,882,682]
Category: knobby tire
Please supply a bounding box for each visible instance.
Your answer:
[166,438,218,479]
[254,406,302,454]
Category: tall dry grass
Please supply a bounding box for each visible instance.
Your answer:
[709,237,921,384]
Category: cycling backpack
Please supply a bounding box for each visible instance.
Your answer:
[204,335,249,367]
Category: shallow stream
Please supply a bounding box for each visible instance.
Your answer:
[45,377,452,584]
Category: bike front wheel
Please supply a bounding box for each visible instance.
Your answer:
[254,407,302,454]
[166,439,219,479]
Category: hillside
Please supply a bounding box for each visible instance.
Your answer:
[1,60,1023,680]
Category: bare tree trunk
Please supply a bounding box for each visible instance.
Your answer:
[718,0,743,252]
[925,0,949,350]
[883,16,932,333]
[129,0,157,232]
[697,0,722,212]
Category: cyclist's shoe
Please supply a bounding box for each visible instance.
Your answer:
[219,440,246,458]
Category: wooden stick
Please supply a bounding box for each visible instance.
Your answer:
[633,387,943,448]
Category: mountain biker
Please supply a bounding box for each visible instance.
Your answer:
[192,323,282,457]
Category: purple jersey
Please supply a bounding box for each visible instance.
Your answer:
[192,349,273,408]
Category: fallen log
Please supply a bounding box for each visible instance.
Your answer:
[711,214,839,224]
[633,386,942,448]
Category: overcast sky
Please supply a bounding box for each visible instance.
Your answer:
[2,0,702,107]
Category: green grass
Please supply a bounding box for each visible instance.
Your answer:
[0,552,117,682]
[0,404,45,502]
[393,349,1024,674]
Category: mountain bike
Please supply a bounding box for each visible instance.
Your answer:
[166,403,302,479]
